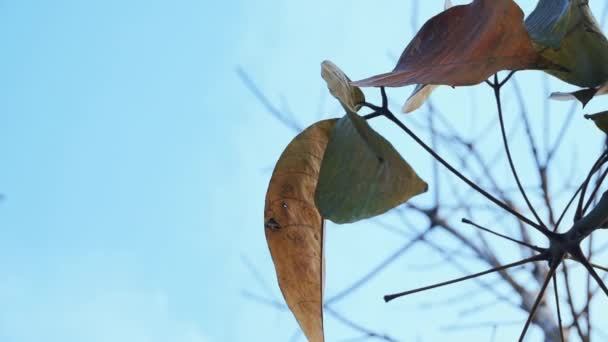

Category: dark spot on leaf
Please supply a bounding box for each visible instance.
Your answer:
[265,218,281,231]
[282,202,289,209]
[377,156,384,163]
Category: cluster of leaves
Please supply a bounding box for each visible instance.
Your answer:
[263,0,608,341]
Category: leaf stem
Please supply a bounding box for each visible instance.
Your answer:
[359,87,548,235]
[490,75,548,232]
[461,218,545,252]
[518,264,558,342]
[552,274,565,342]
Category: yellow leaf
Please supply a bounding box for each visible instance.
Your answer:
[264,119,337,342]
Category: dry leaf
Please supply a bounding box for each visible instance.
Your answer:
[321,61,365,112]
[585,112,608,134]
[264,119,336,342]
[352,0,555,88]
[549,82,608,107]
[403,84,440,113]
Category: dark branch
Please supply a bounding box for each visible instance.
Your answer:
[384,254,545,303]
[461,218,545,252]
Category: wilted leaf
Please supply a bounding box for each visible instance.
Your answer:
[585,112,608,134]
[549,82,608,107]
[264,119,337,342]
[315,112,427,223]
[526,0,608,87]
[321,61,365,112]
[353,0,554,88]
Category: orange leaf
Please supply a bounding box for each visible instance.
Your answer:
[264,119,336,342]
[353,0,557,88]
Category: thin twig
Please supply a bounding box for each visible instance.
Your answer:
[385,254,545,302]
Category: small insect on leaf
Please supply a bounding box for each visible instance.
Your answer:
[321,60,365,113]
[315,112,428,224]
[584,112,608,134]
[526,0,608,88]
[264,119,337,342]
[353,0,556,88]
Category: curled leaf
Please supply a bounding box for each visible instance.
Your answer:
[526,0,608,87]
[403,84,439,113]
[549,82,608,107]
[353,0,555,88]
[315,112,428,224]
[585,112,608,134]
[264,119,337,342]
[321,61,365,112]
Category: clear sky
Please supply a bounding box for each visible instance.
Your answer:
[0,1,607,341]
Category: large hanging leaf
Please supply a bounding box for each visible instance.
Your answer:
[315,112,427,223]
[321,60,365,112]
[264,119,337,342]
[526,0,608,87]
[352,0,555,88]
[585,112,608,134]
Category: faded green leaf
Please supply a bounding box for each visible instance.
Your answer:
[585,112,608,134]
[526,0,608,87]
[315,112,428,224]
[321,61,365,112]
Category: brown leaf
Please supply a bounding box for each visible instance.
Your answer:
[264,119,336,342]
[352,0,556,88]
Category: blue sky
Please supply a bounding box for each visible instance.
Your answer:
[0,0,607,341]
